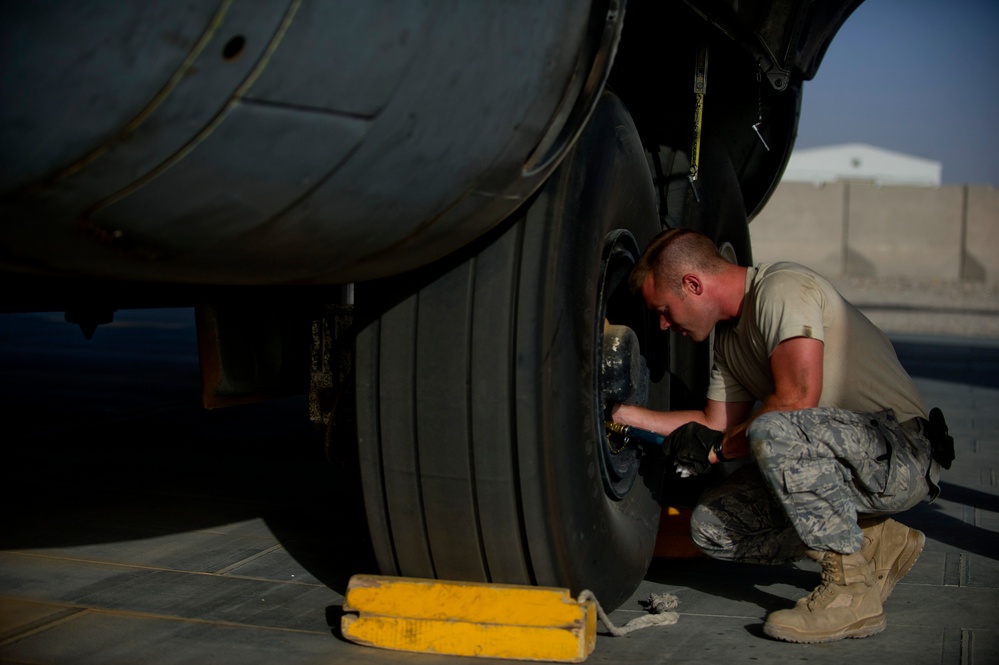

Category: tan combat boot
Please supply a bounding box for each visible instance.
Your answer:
[859,516,925,603]
[763,550,885,643]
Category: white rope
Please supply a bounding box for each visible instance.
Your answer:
[576,590,680,636]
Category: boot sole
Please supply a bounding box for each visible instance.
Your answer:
[763,613,886,644]
[881,528,926,603]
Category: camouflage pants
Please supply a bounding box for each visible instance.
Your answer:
[690,407,935,561]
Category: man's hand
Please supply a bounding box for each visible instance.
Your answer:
[666,422,723,475]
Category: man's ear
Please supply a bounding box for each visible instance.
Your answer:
[682,273,703,295]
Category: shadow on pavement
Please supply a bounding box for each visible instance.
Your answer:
[904,483,999,562]
[0,310,377,596]
[893,339,999,388]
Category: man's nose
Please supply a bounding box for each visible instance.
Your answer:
[659,315,671,331]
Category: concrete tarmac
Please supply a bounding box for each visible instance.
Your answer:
[0,302,996,664]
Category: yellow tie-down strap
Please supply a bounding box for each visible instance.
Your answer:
[341,574,597,662]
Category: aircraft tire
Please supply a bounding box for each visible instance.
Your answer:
[354,91,669,610]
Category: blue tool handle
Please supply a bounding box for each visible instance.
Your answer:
[605,421,667,447]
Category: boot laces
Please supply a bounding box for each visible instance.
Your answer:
[803,555,840,609]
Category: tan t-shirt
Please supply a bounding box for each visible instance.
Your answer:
[707,262,927,423]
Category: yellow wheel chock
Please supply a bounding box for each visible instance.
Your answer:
[342,574,598,662]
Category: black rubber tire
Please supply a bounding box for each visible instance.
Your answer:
[354,91,666,610]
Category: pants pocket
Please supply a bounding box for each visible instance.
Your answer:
[846,413,895,496]
[780,459,860,552]
[783,459,842,494]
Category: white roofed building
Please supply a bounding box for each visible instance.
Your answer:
[781,143,942,186]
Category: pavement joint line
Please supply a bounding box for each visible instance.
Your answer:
[212,543,284,575]
[944,552,963,587]
[0,595,331,638]
[903,582,999,592]
[1,549,326,587]
[0,605,89,648]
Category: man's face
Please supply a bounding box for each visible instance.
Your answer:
[641,273,712,342]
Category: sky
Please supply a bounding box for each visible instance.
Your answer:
[793,0,999,186]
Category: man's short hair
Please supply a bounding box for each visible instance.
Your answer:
[629,228,722,295]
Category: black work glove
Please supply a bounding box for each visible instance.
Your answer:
[666,422,723,475]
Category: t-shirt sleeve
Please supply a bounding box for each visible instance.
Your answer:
[756,271,826,356]
[707,346,757,403]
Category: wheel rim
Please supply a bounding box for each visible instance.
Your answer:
[595,229,648,499]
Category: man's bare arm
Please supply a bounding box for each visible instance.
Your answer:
[710,336,824,462]
[611,398,754,437]
[613,336,823,464]
[761,335,824,411]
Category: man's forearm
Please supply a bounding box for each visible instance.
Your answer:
[611,404,710,435]
[717,421,750,461]
[717,391,817,461]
